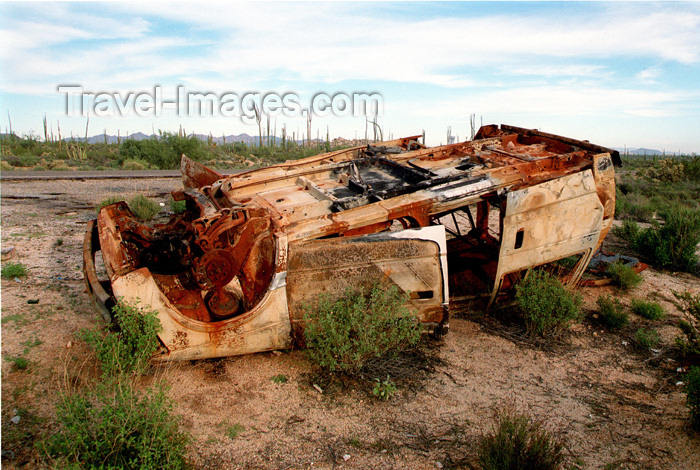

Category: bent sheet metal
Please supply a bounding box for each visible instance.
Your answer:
[83,124,620,361]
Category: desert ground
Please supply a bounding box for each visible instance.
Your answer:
[1,174,699,469]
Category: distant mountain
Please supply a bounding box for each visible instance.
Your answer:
[79,132,300,145]
[613,147,679,156]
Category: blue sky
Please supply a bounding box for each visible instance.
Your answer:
[1,1,699,152]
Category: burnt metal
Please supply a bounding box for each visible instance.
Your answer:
[83,124,622,361]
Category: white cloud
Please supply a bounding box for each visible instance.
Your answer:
[3,2,700,95]
[1,2,699,150]
[636,66,662,83]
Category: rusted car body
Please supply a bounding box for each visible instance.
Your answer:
[83,124,620,361]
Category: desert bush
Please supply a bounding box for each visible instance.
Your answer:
[165,133,207,162]
[514,270,582,337]
[478,410,566,470]
[615,190,654,222]
[46,380,189,470]
[169,196,187,214]
[633,328,661,351]
[122,158,149,170]
[7,355,29,371]
[1,262,28,279]
[81,302,162,377]
[605,261,643,290]
[372,375,397,400]
[96,195,160,221]
[684,157,700,182]
[302,284,421,373]
[128,195,160,221]
[96,196,123,213]
[674,291,700,360]
[686,366,700,431]
[631,206,700,272]
[630,299,665,320]
[612,219,640,242]
[597,295,629,329]
[119,134,207,169]
[646,158,685,183]
[675,290,700,317]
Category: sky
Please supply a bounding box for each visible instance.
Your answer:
[1,1,699,152]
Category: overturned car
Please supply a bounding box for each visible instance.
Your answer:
[83,124,620,361]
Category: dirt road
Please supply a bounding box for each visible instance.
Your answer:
[1,175,698,469]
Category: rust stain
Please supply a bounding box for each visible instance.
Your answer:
[83,124,621,361]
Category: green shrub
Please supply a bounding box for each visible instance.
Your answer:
[684,157,700,182]
[303,284,421,373]
[165,133,207,163]
[120,138,171,169]
[630,299,665,320]
[271,374,288,384]
[674,291,700,359]
[372,375,397,400]
[122,158,149,170]
[225,423,244,439]
[597,295,629,329]
[605,261,643,290]
[169,196,187,214]
[119,134,206,169]
[675,290,700,317]
[646,159,685,183]
[128,195,161,221]
[7,355,29,371]
[633,328,661,351]
[478,411,566,470]
[46,380,189,470]
[686,366,700,431]
[514,270,582,337]
[81,302,162,377]
[612,219,640,242]
[96,196,123,213]
[1,262,28,279]
[631,206,700,272]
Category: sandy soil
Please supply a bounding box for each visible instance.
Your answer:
[1,176,699,469]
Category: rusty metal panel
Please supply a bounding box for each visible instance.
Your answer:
[112,257,292,362]
[490,170,604,304]
[286,226,448,336]
[82,124,623,361]
[592,153,616,249]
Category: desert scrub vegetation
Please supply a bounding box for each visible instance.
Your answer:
[686,366,700,431]
[478,410,566,470]
[1,261,28,279]
[630,299,665,320]
[302,284,421,373]
[169,195,187,214]
[616,155,700,219]
[6,355,30,371]
[673,291,700,361]
[128,194,161,221]
[119,133,207,169]
[514,269,582,337]
[596,295,629,329]
[633,328,661,351]
[2,129,355,171]
[614,205,700,272]
[45,380,189,470]
[43,302,189,469]
[605,261,643,290]
[80,302,162,378]
[96,195,123,212]
[615,155,700,272]
[372,375,397,400]
[96,195,161,221]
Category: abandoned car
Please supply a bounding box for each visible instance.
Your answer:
[83,124,620,361]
